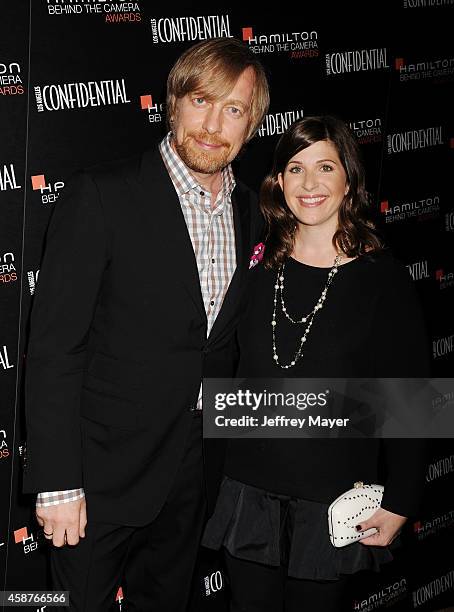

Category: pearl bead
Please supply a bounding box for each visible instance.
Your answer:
[272,256,341,369]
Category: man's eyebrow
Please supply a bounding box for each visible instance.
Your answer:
[225,98,247,109]
[190,93,248,110]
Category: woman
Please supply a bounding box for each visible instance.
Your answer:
[202,116,431,611]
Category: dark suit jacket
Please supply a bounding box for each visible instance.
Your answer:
[22,145,263,526]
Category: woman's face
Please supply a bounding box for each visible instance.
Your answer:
[278,139,349,233]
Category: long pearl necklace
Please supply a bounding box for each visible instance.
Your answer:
[271,255,342,369]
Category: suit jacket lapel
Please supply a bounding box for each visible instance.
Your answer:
[131,146,252,343]
[134,147,207,325]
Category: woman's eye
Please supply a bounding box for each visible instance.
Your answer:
[321,164,334,172]
[289,166,302,173]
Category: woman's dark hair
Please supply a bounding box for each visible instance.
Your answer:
[260,115,383,269]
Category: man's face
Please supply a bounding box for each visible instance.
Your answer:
[170,66,256,175]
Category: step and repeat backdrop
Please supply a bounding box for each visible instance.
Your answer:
[1,2,453,610]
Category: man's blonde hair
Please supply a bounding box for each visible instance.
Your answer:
[166,37,270,142]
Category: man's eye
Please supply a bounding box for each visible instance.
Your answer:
[229,107,242,115]
[194,97,205,105]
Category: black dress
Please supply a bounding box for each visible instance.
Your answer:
[201,248,431,580]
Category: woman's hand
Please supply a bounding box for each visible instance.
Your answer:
[356,507,407,547]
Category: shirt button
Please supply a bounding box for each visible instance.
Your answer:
[200,191,205,196]
[210,300,215,306]
[212,258,215,263]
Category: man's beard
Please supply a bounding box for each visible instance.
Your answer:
[174,132,231,174]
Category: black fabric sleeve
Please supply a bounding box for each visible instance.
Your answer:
[371,256,432,517]
[23,170,110,493]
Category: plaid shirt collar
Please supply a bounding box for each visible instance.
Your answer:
[159,131,236,202]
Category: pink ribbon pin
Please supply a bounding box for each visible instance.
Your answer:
[249,242,265,269]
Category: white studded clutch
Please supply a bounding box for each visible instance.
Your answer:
[328,481,384,548]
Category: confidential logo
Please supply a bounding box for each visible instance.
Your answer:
[348,118,382,144]
[150,15,232,44]
[242,27,319,57]
[426,454,454,482]
[0,345,14,370]
[406,259,429,281]
[387,126,443,153]
[445,211,454,231]
[204,571,224,596]
[0,164,21,191]
[432,334,454,359]
[403,0,454,7]
[325,48,389,76]
[380,195,440,223]
[27,270,39,296]
[432,389,454,413]
[257,109,304,137]
[412,569,454,607]
[34,78,130,112]
[0,61,24,96]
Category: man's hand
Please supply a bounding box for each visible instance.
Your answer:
[357,507,407,547]
[36,497,87,547]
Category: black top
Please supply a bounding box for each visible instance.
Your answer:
[225,248,431,517]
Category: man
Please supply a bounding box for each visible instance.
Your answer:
[23,37,269,610]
